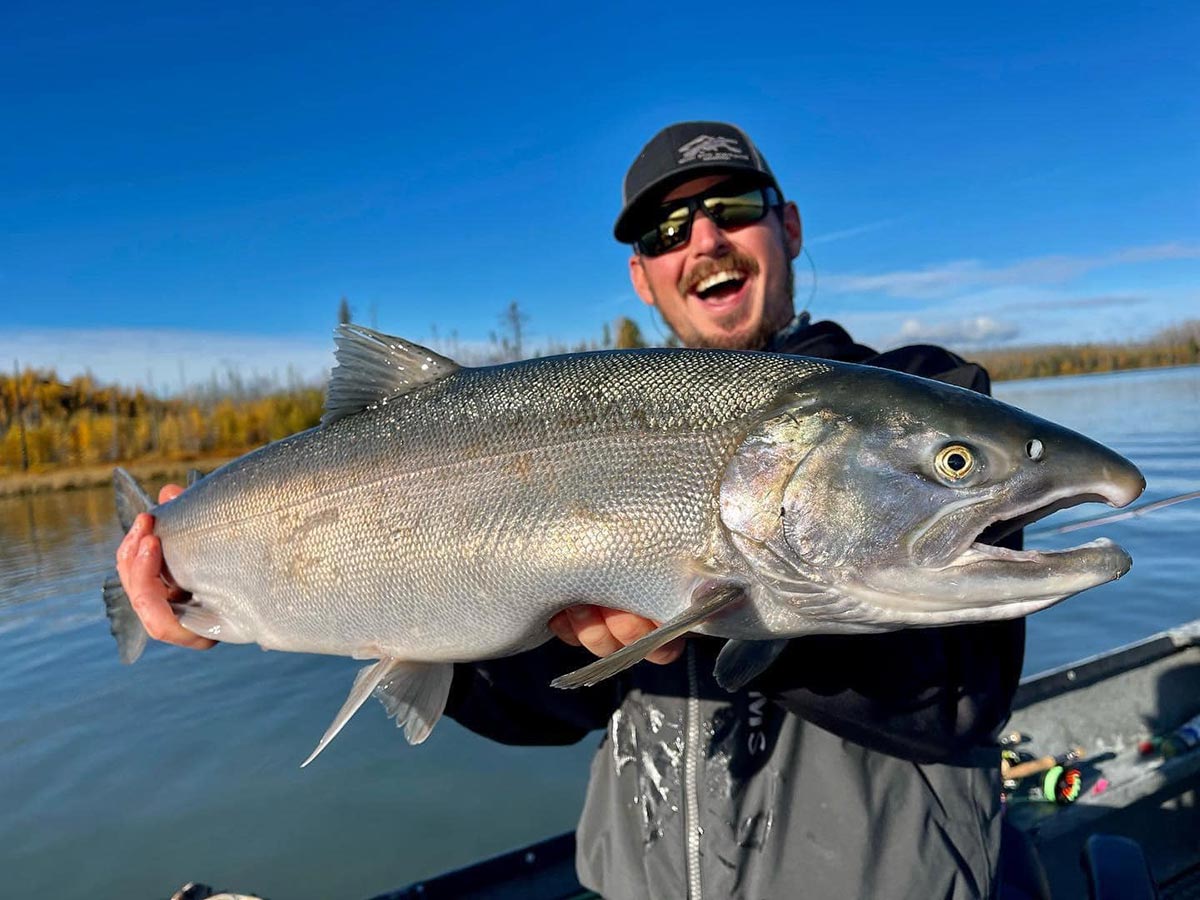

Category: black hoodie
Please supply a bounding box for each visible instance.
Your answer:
[445,318,1023,899]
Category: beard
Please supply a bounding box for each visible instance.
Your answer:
[652,256,796,351]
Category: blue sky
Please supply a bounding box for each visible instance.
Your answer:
[3,1,1197,389]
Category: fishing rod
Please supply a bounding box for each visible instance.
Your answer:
[1027,490,1200,537]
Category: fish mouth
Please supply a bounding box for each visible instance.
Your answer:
[949,536,1131,582]
[973,489,1121,546]
[896,472,1144,616]
[949,451,1145,565]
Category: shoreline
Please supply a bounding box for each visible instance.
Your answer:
[4,363,1197,498]
[989,360,1199,386]
[0,455,239,499]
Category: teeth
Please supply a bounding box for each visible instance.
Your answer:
[694,270,745,294]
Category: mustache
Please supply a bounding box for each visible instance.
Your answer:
[679,252,760,296]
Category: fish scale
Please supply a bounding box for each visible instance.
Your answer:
[154,349,824,659]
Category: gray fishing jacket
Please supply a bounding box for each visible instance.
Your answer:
[445,318,1024,899]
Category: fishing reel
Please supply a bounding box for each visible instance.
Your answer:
[1000,735,1085,806]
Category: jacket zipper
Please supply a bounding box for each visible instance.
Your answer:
[684,644,703,900]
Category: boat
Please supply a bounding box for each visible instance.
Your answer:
[1004,618,1200,898]
[372,619,1200,900]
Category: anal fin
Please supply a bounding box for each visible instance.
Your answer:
[551,581,747,689]
[301,657,453,767]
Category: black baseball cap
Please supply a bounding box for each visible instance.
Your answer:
[613,121,781,243]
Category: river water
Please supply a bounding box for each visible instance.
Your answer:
[2,365,1197,899]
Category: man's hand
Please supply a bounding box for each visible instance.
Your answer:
[547,605,684,665]
[114,483,216,651]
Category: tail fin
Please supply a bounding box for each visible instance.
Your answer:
[106,467,155,663]
[113,467,154,532]
[103,572,148,663]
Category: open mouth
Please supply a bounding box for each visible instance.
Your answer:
[949,485,1139,574]
[692,269,748,302]
[974,491,1116,547]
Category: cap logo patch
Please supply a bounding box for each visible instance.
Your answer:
[676,135,749,164]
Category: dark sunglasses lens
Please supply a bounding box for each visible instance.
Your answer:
[702,188,767,228]
[636,187,772,255]
[638,204,692,256]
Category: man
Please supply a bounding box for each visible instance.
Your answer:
[117,122,1029,899]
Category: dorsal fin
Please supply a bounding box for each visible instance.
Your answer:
[322,324,461,427]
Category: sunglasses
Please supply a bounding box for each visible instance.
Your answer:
[635,183,782,257]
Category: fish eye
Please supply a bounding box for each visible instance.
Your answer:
[1026,439,1044,460]
[935,444,975,481]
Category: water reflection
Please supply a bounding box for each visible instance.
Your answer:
[995,365,1200,438]
[0,488,116,610]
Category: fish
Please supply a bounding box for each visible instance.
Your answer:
[102,324,1145,765]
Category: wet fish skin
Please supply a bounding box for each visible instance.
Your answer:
[102,325,1144,762]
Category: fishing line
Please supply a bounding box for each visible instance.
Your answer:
[1026,489,1200,538]
[798,244,818,317]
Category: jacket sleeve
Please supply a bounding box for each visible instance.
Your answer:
[759,343,1026,763]
[443,639,624,745]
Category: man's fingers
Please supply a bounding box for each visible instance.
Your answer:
[129,536,215,650]
[158,483,184,503]
[645,636,686,665]
[547,610,583,646]
[551,605,688,664]
[114,504,212,651]
[599,608,684,665]
[599,608,658,645]
[565,605,625,658]
[116,514,153,580]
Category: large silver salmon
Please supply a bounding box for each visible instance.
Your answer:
[103,325,1144,764]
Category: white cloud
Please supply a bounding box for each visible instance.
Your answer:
[0,326,601,390]
[891,316,1021,348]
[997,294,1148,313]
[816,282,1198,351]
[822,241,1200,300]
[807,218,901,246]
[1,328,336,392]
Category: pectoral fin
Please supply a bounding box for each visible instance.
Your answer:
[714,639,790,692]
[302,657,453,767]
[551,581,748,689]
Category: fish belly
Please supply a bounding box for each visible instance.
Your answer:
[156,423,724,661]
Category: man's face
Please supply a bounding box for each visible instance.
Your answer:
[628,175,803,351]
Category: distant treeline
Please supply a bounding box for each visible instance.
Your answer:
[0,310,649,476]
[0,369,325,475]
[973,320,1200,382]
[4,313,1196,477]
